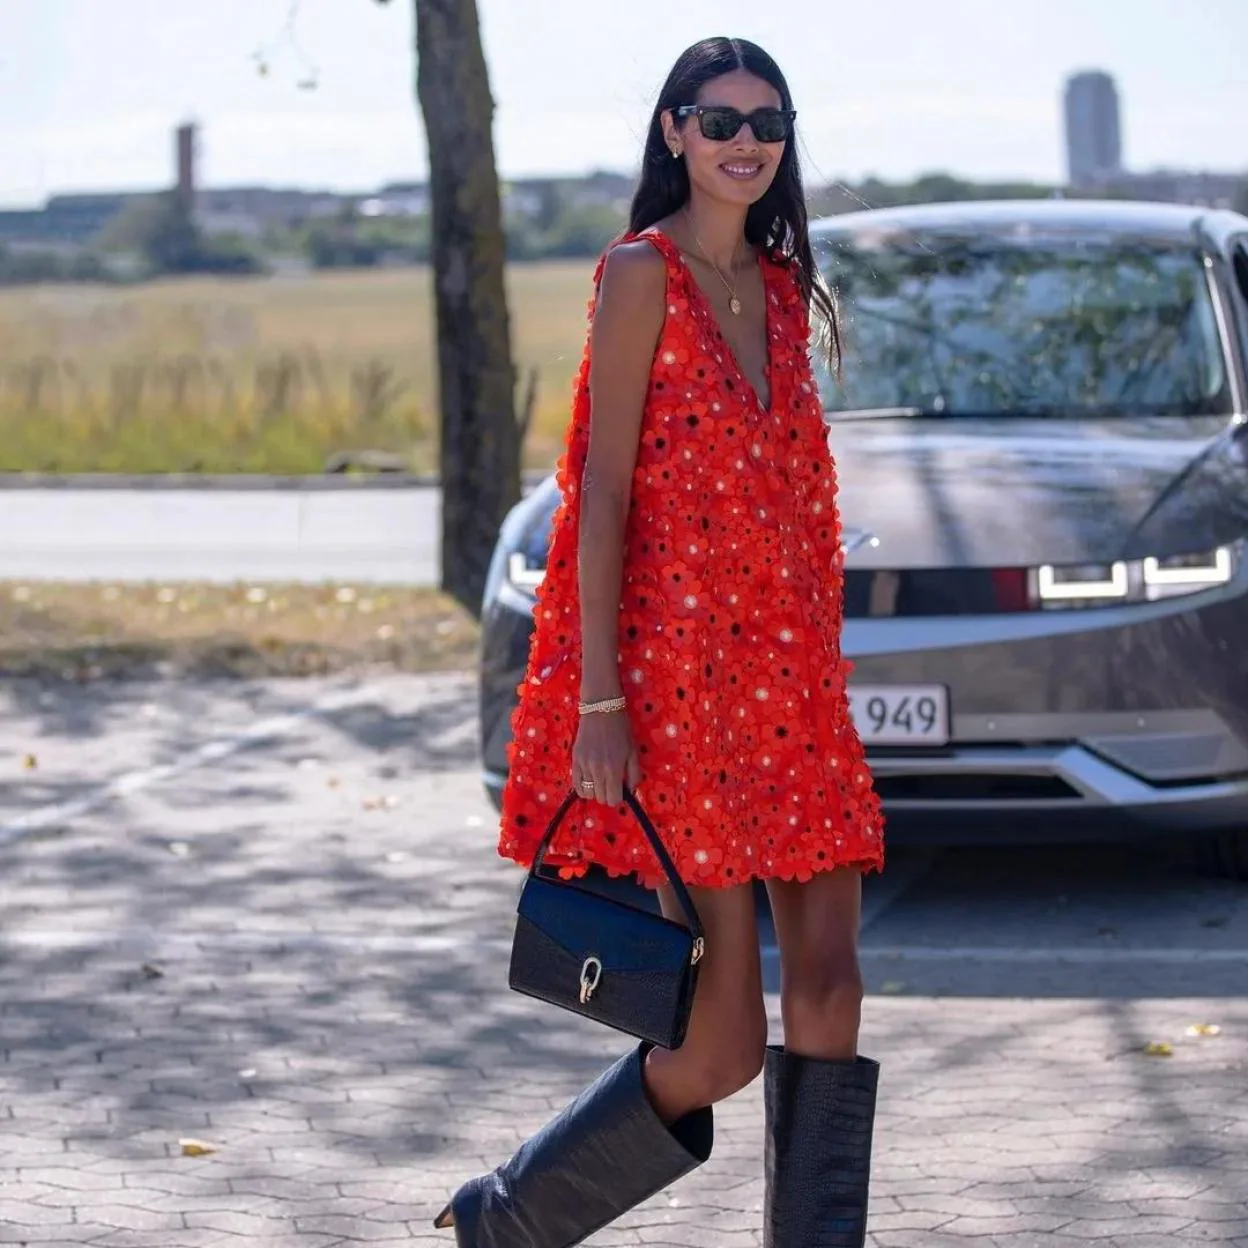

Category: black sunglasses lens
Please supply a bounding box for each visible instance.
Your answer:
[752,110,790,142]
[698,107,789,142]
[698,108,743,141]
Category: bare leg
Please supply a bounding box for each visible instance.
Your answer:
[643,879,768,1123]
[762,867,877,1248]
[765,867,863,1057]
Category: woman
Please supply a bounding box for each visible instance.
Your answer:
[435,35,885,1248]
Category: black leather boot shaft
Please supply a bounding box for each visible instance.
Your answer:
[763,1045,879,1248]
[447,1043,713,1247]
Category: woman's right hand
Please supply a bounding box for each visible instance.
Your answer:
[571,709,642,807]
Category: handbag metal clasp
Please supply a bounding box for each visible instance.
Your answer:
[691,936,705,966]
[579,955,603,1004]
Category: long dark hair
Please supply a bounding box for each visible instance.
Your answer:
[629,37,840,369]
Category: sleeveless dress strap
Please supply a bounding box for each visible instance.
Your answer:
[588,230,681,307]
[630,227,682,267]
[599,227,684,270]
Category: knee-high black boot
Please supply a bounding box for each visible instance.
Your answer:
[763,1045,879,1248]
[435,1042,713,1248]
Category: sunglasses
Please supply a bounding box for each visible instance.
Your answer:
[673,104,796,144]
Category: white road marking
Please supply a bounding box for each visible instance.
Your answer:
[0,682,388,848]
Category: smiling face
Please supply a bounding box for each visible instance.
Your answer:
[663,69,788,208]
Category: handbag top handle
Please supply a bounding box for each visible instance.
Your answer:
[527,786,705,941]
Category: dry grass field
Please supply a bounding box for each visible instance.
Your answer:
[0,580,478,680]
[0,261,597,475]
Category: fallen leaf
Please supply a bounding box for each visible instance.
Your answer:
[179,1138,217,1156]
[22,753,37,770]
[141,963,164,979]
[1185,1024,1221,1038]
[327,776,341,789]
[167,841,191,858]
[1143,1041,1174,1057]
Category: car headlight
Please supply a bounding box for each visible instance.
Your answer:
[1036,561,1130,602]
[1034,542,1240,607]
[1141,547,1236,594]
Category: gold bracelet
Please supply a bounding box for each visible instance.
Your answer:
[578,695,627,716]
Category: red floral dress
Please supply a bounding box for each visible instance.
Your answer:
[497,228,885,890]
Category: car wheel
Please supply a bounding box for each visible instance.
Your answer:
[1200,829,1248,882]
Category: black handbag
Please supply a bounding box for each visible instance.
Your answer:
[508,786,705,1050]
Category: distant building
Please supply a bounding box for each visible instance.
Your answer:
[361,182,431,217]
[175,122,197,212]
[0,193,137,245]
[1064,71,1123,190]
[1099,169,1246,211]
[195,186,345,233]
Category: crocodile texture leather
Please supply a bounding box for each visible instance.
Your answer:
[446,1043,713,1248]
[763,1046,879,1248]
[509,877,698,1049]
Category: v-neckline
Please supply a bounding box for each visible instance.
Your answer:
[646,229,774,418]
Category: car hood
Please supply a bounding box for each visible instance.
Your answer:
[827,414,1248,569]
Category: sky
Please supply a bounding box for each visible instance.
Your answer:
[2,0,1246,208]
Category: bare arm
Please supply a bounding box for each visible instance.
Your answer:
[577,241,666,702]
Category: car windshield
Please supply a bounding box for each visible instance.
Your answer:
[812,227,1231,418]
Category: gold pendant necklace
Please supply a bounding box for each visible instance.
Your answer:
[687,210,743,314]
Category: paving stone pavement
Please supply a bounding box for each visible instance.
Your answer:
[1,673,1246,1247]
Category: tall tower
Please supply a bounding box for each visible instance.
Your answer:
[174,122,198,211]
[1064,72,1123,189]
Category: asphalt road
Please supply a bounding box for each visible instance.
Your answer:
[1,671,1246,1246]
[0,486,445,585]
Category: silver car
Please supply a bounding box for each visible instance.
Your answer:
[479,200,1248,880]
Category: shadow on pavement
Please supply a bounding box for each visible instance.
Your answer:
[0,674,1244,1202]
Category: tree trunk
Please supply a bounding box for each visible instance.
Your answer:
[413,0,519,613]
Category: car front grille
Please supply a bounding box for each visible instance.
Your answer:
[870,772,1084,802]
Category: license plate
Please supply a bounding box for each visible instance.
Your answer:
[848,684,950,746]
